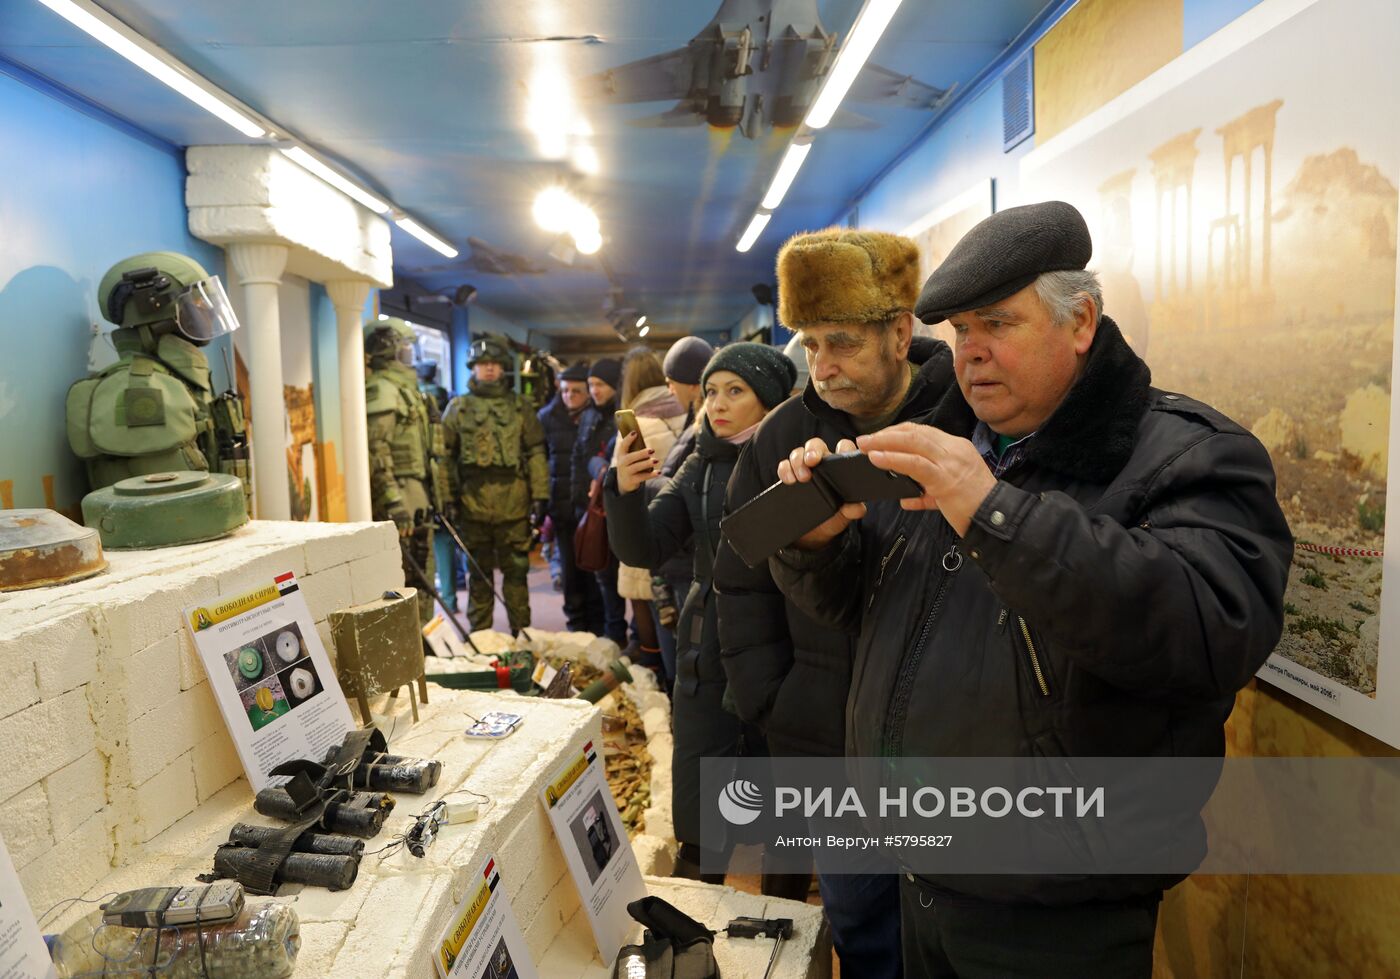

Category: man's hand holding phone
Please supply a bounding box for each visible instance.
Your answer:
[777,438,868,549]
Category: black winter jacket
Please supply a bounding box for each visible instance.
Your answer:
[605,421,745,844]
[652,414,701,584]
[770,318,1294,905]
[714,337,955,757]
[538,395,582,525]
[571,399,616,519]
[606,419,736,669]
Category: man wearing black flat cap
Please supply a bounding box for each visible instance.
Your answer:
[770,201,1294,977]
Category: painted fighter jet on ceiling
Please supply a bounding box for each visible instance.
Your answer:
[582,0,952,139]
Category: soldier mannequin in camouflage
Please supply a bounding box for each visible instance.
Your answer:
[66,251,251,500]
[442,335,549,634]
[365,318,449,624]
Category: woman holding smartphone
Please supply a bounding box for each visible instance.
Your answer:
[604,342,796,882]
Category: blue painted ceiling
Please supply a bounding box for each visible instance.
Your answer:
[0,0,1049,341]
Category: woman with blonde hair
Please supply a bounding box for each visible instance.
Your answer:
[605,342,797,883]
[611,347,688,668]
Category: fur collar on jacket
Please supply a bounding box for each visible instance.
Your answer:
[927,315,1152,483]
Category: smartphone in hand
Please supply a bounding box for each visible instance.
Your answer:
[614,409,648,454]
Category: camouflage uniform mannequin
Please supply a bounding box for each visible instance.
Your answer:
[442,335,549,634]
[365,319,449,624]
[66,251,250,499]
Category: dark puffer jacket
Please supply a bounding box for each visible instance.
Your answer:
[571,398,616,519]
[713,336,955,757]
[770,317,1294,904]
[537,395,582,525]
[604,420,747,844]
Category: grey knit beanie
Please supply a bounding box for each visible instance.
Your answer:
[663,336,715,385]
[701,342,797,410]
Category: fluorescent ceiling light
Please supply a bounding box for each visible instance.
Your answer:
[280,147,389,213]
[395,217,459,258]
[736,213,771,253]
[761,142,813,210]
[804,0,904,129]
[36,0,266,138]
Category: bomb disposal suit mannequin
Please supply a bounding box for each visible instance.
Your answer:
[442,335,549,634]
[365,318,449,624]
[66,252,250,500]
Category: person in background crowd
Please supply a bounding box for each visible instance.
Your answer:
[416,360,449,413]
[605,342,799,888]
[770,202,1292,978]
[610,347,688,672]
[714,228,955,979]
[663,335,713,429]
[442,335,549,636]
[539,360,596,631]
[650,335,717,686]
[573,357,625,643]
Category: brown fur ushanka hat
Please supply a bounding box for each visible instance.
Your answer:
[776,228,921,329]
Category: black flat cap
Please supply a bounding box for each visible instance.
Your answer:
[914,201,1092,323]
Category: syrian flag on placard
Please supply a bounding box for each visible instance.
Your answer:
[584,740,597,765]
[275,572,299,596]
[484,858,500,892]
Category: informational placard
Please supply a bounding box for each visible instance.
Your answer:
[423,616,468,659]
[433,854,538,979]
[184,572,356,792]
[0,832,55,979]
[539,740,646,962]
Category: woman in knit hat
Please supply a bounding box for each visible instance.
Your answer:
[604,342,795,882]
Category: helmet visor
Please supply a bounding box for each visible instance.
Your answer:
[174,277,240,344]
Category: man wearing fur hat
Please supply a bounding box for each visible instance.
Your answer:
[771,202,1293,976]
[714,228,955,977]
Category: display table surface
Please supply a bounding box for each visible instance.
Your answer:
[45,688,830,978]
[0,520,404,920]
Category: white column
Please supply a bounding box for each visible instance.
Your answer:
[327,280,373,522]
[228,242,291,520]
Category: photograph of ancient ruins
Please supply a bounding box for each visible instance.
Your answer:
[903,181,995,349]
[1022,0,1398,703]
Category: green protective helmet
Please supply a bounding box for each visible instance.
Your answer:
[468,334,511,367]
[364,317,417,365]
[98,251,239,345]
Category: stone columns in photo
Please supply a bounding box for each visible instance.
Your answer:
[227,242,291,520]
[327,280,373,522]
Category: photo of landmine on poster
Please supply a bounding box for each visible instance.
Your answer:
[186,572,355,792]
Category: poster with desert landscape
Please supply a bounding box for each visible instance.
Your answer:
[1020,0,1400,744]
[901,180,995,347]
